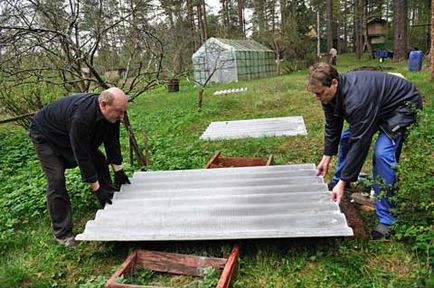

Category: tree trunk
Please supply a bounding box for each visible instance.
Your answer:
[393,0,408,62]
[355,0,363,58]
[431,0,434,80]
[198,88,204,111]
[270,0,277,32]
[326,0,334,51]
[362,0,373,58]
[291,0,297,36]
[279,0,288,35]
[238,0,245,34]
[123,113,147,167]
[343,0,349,53]
[196,4,203,43]
[253,0,266,38]
[187,0,199,50]
[220,0,228,34]
[201,0,208,41]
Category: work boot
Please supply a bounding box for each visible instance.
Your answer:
[371,223,391,240]
[54,235,77,247]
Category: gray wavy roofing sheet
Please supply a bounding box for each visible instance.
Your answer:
[76,164,353,241]
[199,116,307,140]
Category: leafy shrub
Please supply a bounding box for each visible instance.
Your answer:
[202,266,220,288]
[0,127,96,253]
[394,107,434,259]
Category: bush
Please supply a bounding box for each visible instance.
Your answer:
[394,107,434,258]
[0,126,96,253]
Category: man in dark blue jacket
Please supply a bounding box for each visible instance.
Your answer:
[307,63,422,239]
[29,87,131,246]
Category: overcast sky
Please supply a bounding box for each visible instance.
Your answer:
[205,0,220,13]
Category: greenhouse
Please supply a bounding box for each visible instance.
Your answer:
[192,37,276,85]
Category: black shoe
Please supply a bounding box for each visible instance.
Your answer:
[371,223,391,240]
[54,235,77,247]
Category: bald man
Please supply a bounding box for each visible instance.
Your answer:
[29,88,130,247]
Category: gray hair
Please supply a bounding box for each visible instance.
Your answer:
[308,63,339,87]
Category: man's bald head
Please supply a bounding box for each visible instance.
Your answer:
[99,87,128,105]
[98,87,128,123]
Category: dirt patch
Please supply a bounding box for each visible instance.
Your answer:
[340,196,368,240]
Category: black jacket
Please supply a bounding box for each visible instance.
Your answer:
[322,71,422,182]
[30,93,123,183]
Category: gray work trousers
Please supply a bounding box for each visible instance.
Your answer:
[30,131,112,239]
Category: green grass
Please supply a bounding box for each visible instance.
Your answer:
[0,54,432,287]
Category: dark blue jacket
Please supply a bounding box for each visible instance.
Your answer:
[30,93,123,183]
[322,71,422,182]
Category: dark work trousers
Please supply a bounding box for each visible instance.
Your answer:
[30,132,112,239]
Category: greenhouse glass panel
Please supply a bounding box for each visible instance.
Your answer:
[192,38,276,84]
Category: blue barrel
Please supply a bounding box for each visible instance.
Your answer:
[408,50,423,71]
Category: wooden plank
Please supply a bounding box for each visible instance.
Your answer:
[218,157,268,167]
[107,282,157,288]
[216,245,239,288]
[266,154,273,166]
[359,204,376,212]
[105,250,138,288]
[205,151,221,168]
[135,250,227,277]
[205,152,272,169]
[351,193,375,208]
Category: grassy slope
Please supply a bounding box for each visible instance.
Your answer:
[0,54,432,287]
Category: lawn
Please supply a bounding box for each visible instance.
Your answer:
[0,54,432,287]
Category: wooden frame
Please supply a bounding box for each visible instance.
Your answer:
[105,246,239,288]
[351,192,376,211]
[205,151,273,169]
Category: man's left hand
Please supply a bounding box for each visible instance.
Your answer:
[317,155,331,177]
[331,180,346,204]
[114,169,130,190]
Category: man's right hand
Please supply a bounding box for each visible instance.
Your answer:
[95,187,114,207]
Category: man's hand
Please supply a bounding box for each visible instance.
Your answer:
[95,187,114,207]
[114,169,130,190]
[316,155,332,176]
[331,180,346,204]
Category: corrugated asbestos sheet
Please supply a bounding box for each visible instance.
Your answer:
[76,164,353,241]
[199,116,307,140]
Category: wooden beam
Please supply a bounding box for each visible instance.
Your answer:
[135,250,226,277]
[106,247,239,288]
[351,192,375,208]
[204,151,221,168]
[105,251,138,288]
[266,154,274,166]
[216,245,239,288]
